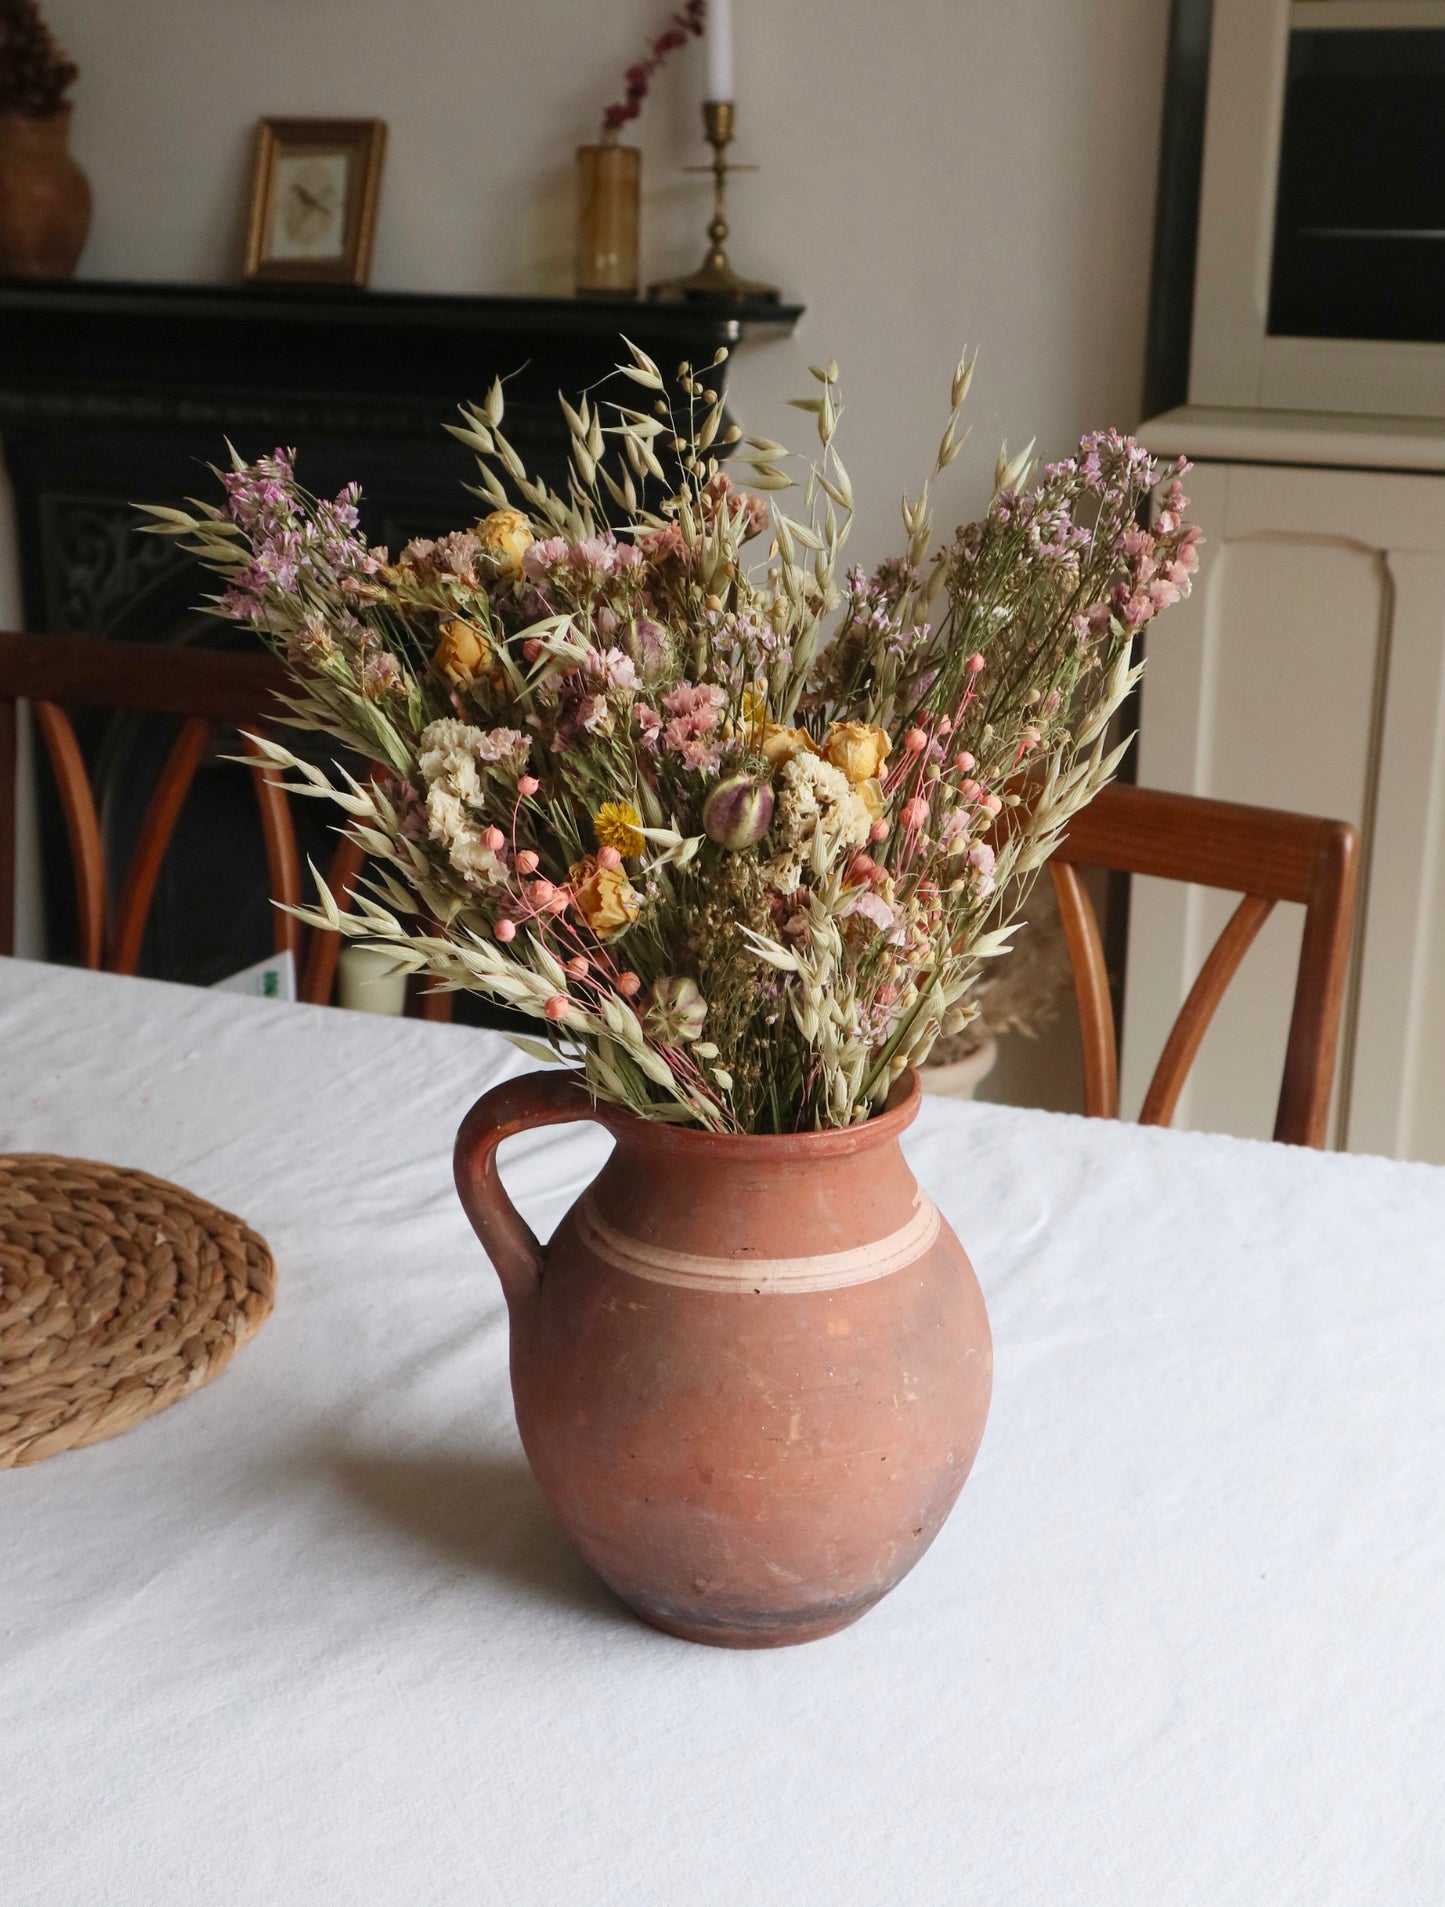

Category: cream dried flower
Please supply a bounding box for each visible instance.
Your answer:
[774,753,872,857]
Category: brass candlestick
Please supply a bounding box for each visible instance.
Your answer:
[648,100,780,305]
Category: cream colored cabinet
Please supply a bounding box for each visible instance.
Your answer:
[1123,424,1445,1163]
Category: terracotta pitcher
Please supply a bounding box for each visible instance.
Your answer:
[455,1069,992,1648]
[0,109,92,279]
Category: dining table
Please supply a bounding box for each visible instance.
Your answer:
[1,952,1442,1907]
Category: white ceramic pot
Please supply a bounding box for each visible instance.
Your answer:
[921,1034,998,1101]
[338,943,409,1017]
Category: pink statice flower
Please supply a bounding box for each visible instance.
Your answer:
[660,680,726,771]
[584,647,638,694]
[522,536,570,583]
[475,727,531,773]
[622,615,672,682]
[434,530,482,582]
[389,777,429,844]
[967,841,996,898]
[1071,603,1113,641]
[637,521,686,564]
[939,808,972,850]
[848,890,897,932]
[571,535,622,582]
[360,652,403,700]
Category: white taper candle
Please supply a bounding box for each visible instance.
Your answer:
[706,0,735,101]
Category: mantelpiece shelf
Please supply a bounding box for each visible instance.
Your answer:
[0,278,803,434]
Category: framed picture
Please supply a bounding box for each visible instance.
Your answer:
[244,118,387,286]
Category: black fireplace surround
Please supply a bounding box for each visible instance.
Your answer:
[0,279,800,985]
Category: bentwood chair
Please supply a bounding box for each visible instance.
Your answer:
[0,628,446,1017]
[1051,782,1360,1148]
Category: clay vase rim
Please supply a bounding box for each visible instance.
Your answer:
[592,1068,922,1160]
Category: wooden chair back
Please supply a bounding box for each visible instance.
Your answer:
[0,629,427,1014]
[1050,781,1359,1148]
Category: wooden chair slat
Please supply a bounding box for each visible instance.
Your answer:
[32,701,106,969]
[0,630,289,725]
[1055,783,1360,1149]
[1138,892,1275,1130]
[2,630,448,1023]
[417,978,454,1022]
[1060,782,1324,906]
[1050,860,1119,1120]
[110,716,217,976]
[241,734,303,964]
[1276,821,1358,1148]
[0,696,14,958]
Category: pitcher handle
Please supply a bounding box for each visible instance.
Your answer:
[453,1068,599,1312]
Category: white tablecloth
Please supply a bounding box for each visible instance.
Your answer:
[2,956,1442,1907]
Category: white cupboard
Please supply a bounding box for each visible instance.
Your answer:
[1125,417,1445,1163]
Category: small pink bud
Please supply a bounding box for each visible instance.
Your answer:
[565,955,589,979]
[544,993,569,1021]
[547,887,570,913]
[596,844,623,871]
[869,818,890,843]
[954,750,976,773]
[522,639,544,662]
[616,971,642,998]
[936,715,953,736]
[530,878,556,904]
[961,779,981,801]
[1022,725,1041,748]
[901,796,930,830]
[482,826,506,853]
[967,652,986,674]
[846,853,875,885]
[904,727,928,754]
[494,918,516,944]
[517,775,540,797]
[982,794,1003,817]
[514,849,540,876]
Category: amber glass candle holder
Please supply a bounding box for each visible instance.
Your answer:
[575,144,641,299]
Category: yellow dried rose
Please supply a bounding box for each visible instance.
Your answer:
[759,724,818,771]
[474,508,533,572]
[824,721,891,784]
[856,776,885,822]
[738,681,769,740]
[594,801,646,859]
[568,855,641,939]
[434,616,491,685]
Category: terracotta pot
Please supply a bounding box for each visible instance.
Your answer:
[455,1069,992,1648]
[0,109,92,279]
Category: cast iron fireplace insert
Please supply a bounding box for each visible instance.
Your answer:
[0,280,800,992]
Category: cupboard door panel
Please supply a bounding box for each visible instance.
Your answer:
[1347,552,1445,1163]
[1124,463,1389,1144]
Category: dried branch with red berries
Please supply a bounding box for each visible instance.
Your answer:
[601,1,706,141]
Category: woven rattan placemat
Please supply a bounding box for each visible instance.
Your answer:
[0,1154,275,1469]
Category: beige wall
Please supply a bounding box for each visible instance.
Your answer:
[13,0,1171,1104]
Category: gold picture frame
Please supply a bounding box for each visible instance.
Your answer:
[244,118,387,286]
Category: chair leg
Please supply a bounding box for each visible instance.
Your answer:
[0,697,15,960]
[1052,861,1119,1119]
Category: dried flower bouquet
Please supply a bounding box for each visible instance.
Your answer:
[145,343,1199,1133]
